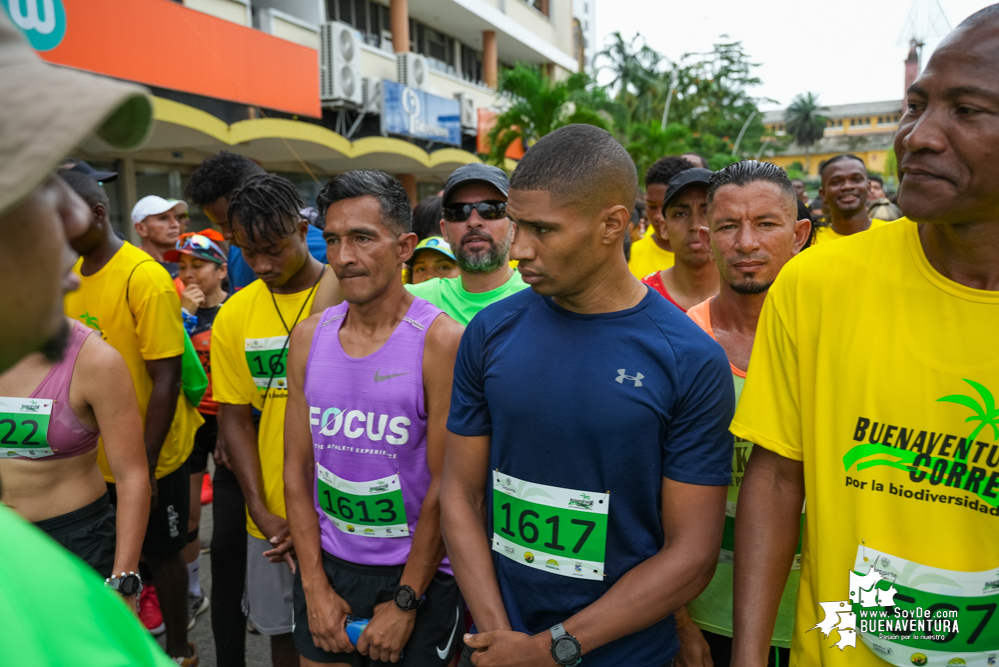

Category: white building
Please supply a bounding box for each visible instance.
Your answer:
[572,0,596,69]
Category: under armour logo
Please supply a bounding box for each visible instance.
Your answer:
[616,369,644,387]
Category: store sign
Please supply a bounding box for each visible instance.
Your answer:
[3,0,67,51]
[381,80,461,146]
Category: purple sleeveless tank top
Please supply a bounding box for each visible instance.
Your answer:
[16,320,99,460]
[304,297,449,571]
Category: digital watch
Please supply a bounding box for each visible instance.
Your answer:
[549,623,582,666]
[392,584,426,612]
[105,571,142,597]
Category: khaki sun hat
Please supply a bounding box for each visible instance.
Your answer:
[0,11,153,217]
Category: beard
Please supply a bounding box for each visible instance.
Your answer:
[731,278,774,295]
[455,225,514,274]
[39,318,72,362]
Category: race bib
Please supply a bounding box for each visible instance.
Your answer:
[317,465,408,538]
[0,397,52,458]
[850,545,999,666]
[491,471,609,582]
[245,336,289,392]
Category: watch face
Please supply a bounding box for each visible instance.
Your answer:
[120,575,141,596]
[395,587,414,608]
[553,636,579,663]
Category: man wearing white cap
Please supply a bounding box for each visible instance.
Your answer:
[133,195,190,279]
[0,8,180,667]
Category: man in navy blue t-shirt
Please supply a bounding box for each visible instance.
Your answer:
[441,124,735,667]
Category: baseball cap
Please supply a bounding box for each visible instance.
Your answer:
[63,159,118,183]
[407,236,456,265]
[131,195,189,224]
[442,164,509,205]
[164,233,227,265]
[662,168,713,211]
[0,12,152,217]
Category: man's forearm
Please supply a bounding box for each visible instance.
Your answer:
[398,479,446,598]
[561,534,718,655]
[219,406,268,520]
[284,452,327,595]
[731,458,803,665]
[440,490,511,633]
[144,379,179,471]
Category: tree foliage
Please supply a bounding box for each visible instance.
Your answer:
[783,92,828,172]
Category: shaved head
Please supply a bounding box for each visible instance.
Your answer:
[509,124,637,217]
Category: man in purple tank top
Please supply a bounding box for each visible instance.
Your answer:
[285,171,464,667]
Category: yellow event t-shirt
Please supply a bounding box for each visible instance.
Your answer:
[731,220,999,667]
[64,243,202,481]
[628,233,674,279]
[811,218,890,245]
[211,279,317,540]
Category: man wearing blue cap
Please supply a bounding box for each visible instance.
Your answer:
[406,164,528,325]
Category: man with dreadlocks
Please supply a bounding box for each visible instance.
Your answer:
[212,174,328,666]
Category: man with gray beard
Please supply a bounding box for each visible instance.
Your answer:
[407,164,528,324]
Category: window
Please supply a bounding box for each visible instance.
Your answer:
[328,0,386,47]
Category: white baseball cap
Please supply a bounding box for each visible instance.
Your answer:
[131,195,188,224]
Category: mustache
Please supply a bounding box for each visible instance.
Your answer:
[461,230,495,245]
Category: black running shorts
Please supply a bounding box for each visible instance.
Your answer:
[34,492,116,578]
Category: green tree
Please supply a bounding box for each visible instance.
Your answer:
[485,65,618,166]
[594,33,665,128]
[625,122,691,186]
[938,380,999,461]
[784,92,828,173]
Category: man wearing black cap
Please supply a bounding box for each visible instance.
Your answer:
[641,168,719,312]
[406,164,528,325]
[60,158,119,183]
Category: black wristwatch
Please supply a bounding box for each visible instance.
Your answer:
[105,571,142,597]
[549,623,582,666]
[392,584,426,612]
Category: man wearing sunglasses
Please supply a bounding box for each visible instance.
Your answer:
[406,164,528,325]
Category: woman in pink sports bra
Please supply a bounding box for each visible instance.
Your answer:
[0,317,150,609]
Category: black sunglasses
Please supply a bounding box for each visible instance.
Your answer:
[443,200,507,222]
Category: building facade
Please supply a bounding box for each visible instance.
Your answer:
[572,0,595,69]
[4,0,578,237]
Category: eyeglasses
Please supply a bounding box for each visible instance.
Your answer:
[442,200,507,222]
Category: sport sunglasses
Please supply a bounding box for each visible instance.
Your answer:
[442,200,507,222]
[179,234,225,258]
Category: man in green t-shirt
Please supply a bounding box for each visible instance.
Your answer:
[676,160,810,667]
[406,164,528,324]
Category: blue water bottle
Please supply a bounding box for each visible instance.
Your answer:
[345,616,370,645]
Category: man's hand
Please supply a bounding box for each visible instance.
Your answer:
[213,432,232,469]
[149,472,159,510]
[465,630,554,667]
[674,622,714,667]
[262,536,296,573]
[180,284,206,314]
[357,600,416,663]
[306,585,355,654]
[252,511,295,571]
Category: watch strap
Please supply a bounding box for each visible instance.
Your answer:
[550,623,567,641]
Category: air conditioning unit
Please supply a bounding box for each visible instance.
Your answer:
[455,93,477,132]
[361,77,382,114]
[397,52,428,90]
[320,22,362,107]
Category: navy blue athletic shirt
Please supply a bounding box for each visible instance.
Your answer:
[448,285,735,667]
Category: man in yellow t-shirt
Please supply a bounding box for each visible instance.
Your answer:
[64,182,202,663]
[731,11,999,667]
[811,154,889,245]
[628,156,695,278]
[212,174,326,662]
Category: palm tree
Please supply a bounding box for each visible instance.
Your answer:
[784,92,827,174]
[938,379,999,462]
[485,65,616,166]
[625,121,691,186]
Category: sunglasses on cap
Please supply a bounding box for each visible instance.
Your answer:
[179,234,226,261]
[442,200,507,223]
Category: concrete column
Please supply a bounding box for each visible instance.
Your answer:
[397,174,417,206]
[390,0,409,53]
[483,30,497,88]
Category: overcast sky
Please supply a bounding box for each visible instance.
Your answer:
[594,0,990,111]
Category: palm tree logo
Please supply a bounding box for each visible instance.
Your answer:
[79,311,101,331]
[937,379,999,462]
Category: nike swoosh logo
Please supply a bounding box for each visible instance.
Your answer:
[437,607,461,660]
[374,370,410,382]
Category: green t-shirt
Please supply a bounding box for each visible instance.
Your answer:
[405,271,530,325]
[686,374,802,648]
[0,504,175,666]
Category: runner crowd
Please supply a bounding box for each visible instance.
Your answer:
[1,5,998,667]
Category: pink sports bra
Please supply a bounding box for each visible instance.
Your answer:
[5,321,99,460]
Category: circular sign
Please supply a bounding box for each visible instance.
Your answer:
[4,0,67,51]
[401,87,420,118]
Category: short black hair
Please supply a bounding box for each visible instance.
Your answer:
[869,173,884,186]
[646,156,696,188]
[316,170,412,235]
[818,153,866,179]
[185,151,266,207]
[707,160,797,213]
[958,3,999,29]
[412,195,443,240]
[510,124,637,215]
[60,170,109,209]
[228,173,304,245]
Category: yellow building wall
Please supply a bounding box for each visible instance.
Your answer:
[763,149,891,176]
